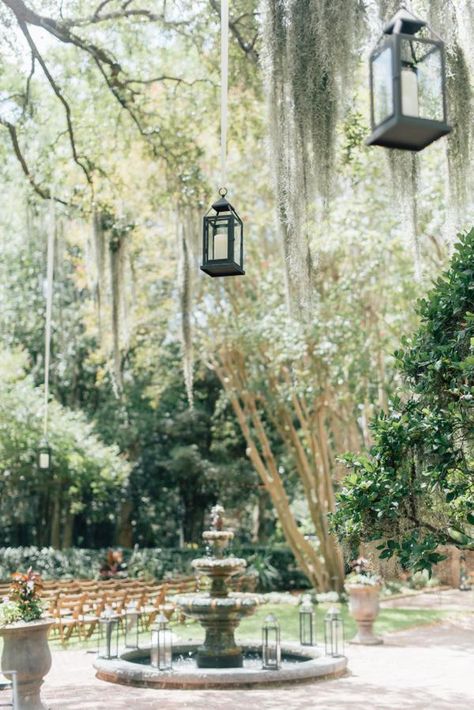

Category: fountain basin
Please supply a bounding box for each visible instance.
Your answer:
[94,641,348,689]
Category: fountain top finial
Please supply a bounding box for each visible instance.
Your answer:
[210,504,225,531]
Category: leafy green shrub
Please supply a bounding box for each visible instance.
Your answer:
[0,569,43,625]
[332,228,474,574]
[0,545,310,591]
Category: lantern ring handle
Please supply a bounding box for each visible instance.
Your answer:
[218,187,228,197]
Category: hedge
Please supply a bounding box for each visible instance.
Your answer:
[0,545,311,591]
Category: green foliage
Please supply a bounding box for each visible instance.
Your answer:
[0,545,310,591]
[0,601,23,627]
[245,552,279,592]
[332,228,474,574]
[0,350,130,547]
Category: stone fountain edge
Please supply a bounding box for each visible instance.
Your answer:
[94,641,348,689]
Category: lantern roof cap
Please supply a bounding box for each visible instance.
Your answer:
[212,196,232,212]
[384,9,426,35]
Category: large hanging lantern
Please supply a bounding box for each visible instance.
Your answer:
[261,613,281,670]
[366,9,451,151]
[324,607,344,658]
[201,188,244,278]
[37,438,51,472]
[299,595,315,646]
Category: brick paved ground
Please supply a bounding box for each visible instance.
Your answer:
[8,590,474,710]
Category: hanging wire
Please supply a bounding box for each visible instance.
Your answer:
[43,196,55,437]
[220,0,229,189]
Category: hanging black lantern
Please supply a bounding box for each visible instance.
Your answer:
[201,188,244,277]
[299,595,315,646]
[366,9,451,151]
[37,438,51,472]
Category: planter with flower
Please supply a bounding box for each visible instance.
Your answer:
[0,568,53,710]
[345,558,383,645]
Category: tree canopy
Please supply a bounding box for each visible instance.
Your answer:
[332,228,474,574]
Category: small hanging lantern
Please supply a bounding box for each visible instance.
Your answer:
[125,601,140,649]
[262,613,281,670]
[201,188,244,278]
[367,8,451,151]
[98,607,120,659]
[299,595,315,646]
[324,606,344,658]
[151,613,173,670]
[37,438,51,472]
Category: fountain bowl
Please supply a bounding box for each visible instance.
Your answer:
[94,641,347,689]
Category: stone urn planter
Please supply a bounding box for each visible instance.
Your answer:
[0,619,54,710]
[346,584,383,645]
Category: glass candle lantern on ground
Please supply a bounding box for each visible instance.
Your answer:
[151,613,173,671]
[98,608,120,659]
[262,614,281,670]
[366,8,451,151]
[125,602,140,649]
[324,607,344,658]
[299,595,316,646]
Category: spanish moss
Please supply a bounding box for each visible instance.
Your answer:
[261,0,365,315]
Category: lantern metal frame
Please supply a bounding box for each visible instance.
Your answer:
[366,8,451,151]
[299,596,316,646]
[124,602,141,649]
[201,189,245,278]
[150,613,173,671]
[324,607,344,658]
[37,438,51,472]
[98,610,120,659]
[0,670,18,709]
[261,613,281,670]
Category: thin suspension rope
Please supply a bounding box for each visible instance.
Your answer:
[220,0,229,188]
[43,198,55,437]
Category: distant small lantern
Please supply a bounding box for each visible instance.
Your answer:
[299,595,315,646]
[125,602,140,649]
[37,438,51,472]
[98,608,120,659]
[201,188,245,278]
[367,8,451,151]
[151,613,173,670]
[324,607,344,658]
[262,613,281,670]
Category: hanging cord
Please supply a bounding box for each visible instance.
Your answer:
[220,0,229,188]
[43,198,55,437]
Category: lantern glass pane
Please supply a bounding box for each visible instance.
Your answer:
[39,452,50,469]
[400,38,443,120]
[125,611,139,648]
[371,46,393,126]
[211,222,229,260]
[99,618,119,659]
[300,610,314,645]
[234,220,242,266]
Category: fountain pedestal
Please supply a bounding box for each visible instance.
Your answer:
[176,506,260,669]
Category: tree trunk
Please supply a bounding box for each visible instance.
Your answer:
[50,487,62,549]
[116,499,133,548]
[63,510,74,548]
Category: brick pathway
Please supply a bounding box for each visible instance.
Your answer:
[40,603,474,710]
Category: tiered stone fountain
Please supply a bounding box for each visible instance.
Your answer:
[94,505,348,688]
[176,504,259,668]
